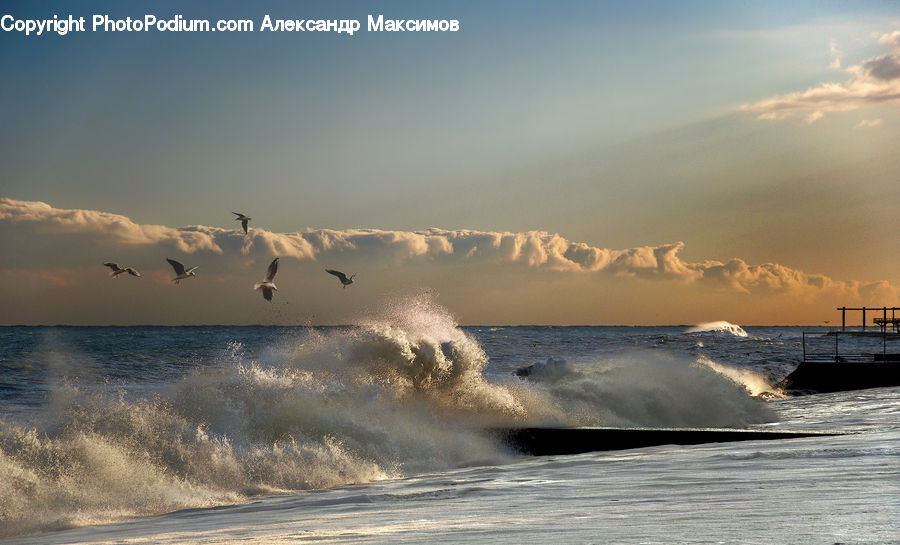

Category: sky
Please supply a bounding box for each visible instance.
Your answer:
[2,1,900,325]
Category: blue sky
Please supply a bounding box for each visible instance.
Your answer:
[2,1,900,324]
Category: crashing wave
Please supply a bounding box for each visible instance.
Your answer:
[0,294,772,538]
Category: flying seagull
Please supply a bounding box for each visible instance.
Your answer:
[103,262,141,278]
[233,212,251,234]
[166,258,198,284]
[326,269,355,288]
[254,257,279,301]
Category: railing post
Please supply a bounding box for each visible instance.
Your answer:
[802,332,806,362]
[835,331,839,362]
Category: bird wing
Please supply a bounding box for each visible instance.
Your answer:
[103,262,120,271]
[232,212,244,218]
[265,258,279,282]
[326,269,347,282]
[262,287,273,301]
[241,219,249,233]
[126,268,141,277]
[166,258,186,275]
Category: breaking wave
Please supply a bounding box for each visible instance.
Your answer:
[685,321,748,337]
[516,351,774,427]
[694,356,786,399]
[0,295,773,538]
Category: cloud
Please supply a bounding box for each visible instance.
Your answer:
[1,198,895,301]
[879,30,900,47]
[0,198,224,254]
[741,30,900,122]
[805,110,824,124]
[855,118,883,128]
[829,39,842,69]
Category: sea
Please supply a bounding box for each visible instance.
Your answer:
[1,297,898,544]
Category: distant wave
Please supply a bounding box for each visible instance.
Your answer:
[685,321,748,337]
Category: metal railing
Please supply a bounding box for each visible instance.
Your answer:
[802,330,900,363]
[836,306,900,332]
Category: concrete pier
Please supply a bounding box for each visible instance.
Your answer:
[493,426,839,456]
[778,361,900,393]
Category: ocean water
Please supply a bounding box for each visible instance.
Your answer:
[1,297,898,544]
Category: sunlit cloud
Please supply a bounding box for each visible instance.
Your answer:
[0,198,224,254]
[3,198,896,303]
[741,30,900,122]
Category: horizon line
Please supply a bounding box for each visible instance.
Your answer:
[0,323,836,328]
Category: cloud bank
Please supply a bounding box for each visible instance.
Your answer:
[2,198,895,302]
[741,30,900,122]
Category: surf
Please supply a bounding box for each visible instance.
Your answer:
[0,296,775,538]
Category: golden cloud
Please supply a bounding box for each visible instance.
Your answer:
[2,198,895,300]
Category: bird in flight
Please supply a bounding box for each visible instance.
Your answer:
[254,257,279,301]
[326,269,355,288]
[166,258,198,284]
[103,262,141,278]
[232,212,251,234]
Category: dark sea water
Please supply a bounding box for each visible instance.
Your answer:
[1,299,898,543]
